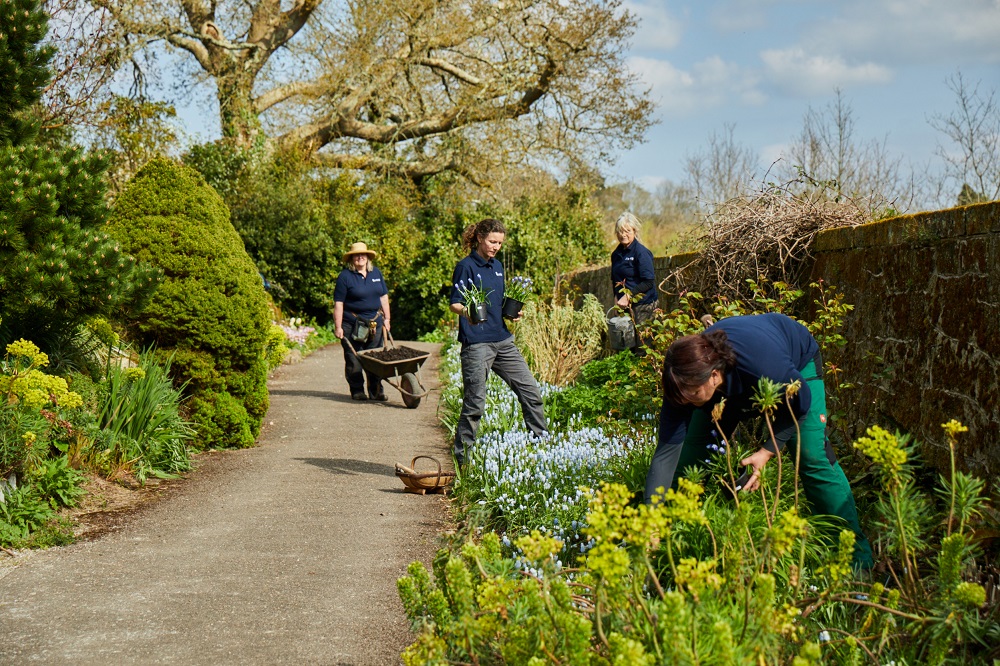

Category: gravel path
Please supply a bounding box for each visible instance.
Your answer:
[0,342,451,665]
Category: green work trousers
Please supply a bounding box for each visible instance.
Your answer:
[668,359,874,568]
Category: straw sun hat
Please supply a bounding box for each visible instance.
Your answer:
[343,242,377,263]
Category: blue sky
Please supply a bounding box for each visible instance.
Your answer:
[611,0,1000,189]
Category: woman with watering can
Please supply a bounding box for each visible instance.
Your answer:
[334,242,391,401]
[610,212,658,351]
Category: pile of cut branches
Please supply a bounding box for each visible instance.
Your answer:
[662,181,869,302]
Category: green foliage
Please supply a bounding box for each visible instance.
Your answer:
[389,187,471,338]
[184,143,340,321]
[264,325,290,372]
[26,455,85,508]
[0,0,52,144]
[96,351,193,482]
[97,96,180,194]
[513,293,608,385]
[0,484,55,547]
[499,187,608,296]
[398,533,593,666]
[107,158,272,448]
[545,351,644,428]
[0,0,160,358]
[0,338,82,477]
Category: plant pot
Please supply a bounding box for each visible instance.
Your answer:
[501,297,524,320]
[468,303,489,324]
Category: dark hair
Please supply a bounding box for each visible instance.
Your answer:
[662,329,737,406]
[462,218,507,251]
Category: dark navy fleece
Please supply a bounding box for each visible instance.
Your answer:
[611,240,657,305]
[658,312,820,451]
[449,250,511,345]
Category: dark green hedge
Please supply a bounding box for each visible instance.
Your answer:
[107,158,271,448]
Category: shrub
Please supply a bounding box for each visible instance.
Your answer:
[0,339,83,477]
[107,158,272,448]
[0,484,56,548]
[26,456,85,508]
[544,351,645,428]
[0,0,159,358]
[513,293,607,385]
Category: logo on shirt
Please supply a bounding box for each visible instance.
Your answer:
[624,257,634,261]
[372,278,382,282]
[495,271,503,277]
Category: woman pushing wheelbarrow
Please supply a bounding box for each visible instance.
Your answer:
[333,242,391,401]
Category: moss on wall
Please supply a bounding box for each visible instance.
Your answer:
[810,202,999,476]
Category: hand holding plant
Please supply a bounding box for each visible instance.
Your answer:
[457,276,492,308]
[505,275,534,303]
[458,275,493,324]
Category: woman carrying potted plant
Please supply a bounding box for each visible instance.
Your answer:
[448,218,547,466]
[333,242,391,401]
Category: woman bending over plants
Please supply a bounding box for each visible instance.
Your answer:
[650,311,874,569]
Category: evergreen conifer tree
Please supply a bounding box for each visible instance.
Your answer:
[0,0,158,360]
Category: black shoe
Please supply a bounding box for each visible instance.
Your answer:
[351,392,368,401]
[370,392,388,402]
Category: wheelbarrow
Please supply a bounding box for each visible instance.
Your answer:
[345,331,431,408]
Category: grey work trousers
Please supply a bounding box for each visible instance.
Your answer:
[453,337,547,464]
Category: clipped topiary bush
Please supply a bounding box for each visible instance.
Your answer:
[107,158,271,448]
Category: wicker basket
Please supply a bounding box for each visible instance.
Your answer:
[395,455,455,495]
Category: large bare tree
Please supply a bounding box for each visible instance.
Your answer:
[782,89,914,211]
[929,72,1000,205]
[683,123,760,207]
[91,0,654,181]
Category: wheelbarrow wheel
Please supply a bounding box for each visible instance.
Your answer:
[401,372,422,409]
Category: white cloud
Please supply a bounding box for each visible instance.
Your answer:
[760,48,893,96]
[624,0,684,52]
[800,0,1000,65]
[630,55,765,116]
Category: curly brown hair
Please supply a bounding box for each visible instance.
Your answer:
[462,218,507,251]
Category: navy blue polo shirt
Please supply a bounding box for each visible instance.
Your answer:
[334,267,388,320]
[658,313,820,451]
[449,251,511,345]
[610,240,656,305]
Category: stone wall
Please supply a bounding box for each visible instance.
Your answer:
[561,201,1000,476]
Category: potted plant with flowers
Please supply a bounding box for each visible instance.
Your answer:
[502,275,534,320]
[457,277,492,324]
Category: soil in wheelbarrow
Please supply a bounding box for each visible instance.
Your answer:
[366,346,427,362]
